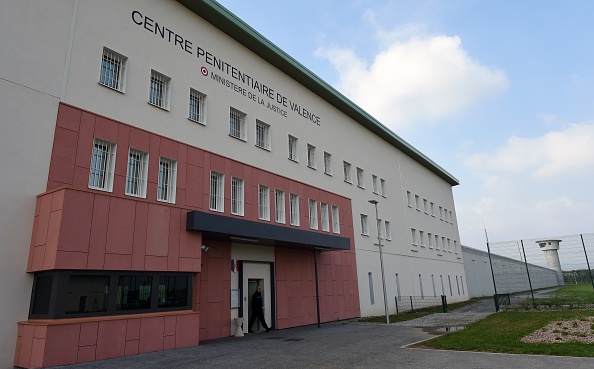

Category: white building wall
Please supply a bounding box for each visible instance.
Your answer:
[0,1,467,365]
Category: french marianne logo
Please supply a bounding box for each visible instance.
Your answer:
[200,66,208,76]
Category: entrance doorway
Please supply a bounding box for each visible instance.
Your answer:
[241,262,274,333]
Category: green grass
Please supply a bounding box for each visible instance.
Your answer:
[421,310,594,356]
[541,283,594,305]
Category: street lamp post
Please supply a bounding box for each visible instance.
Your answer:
[369,199,389,324]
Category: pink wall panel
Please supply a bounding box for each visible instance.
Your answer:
[177,145,188,190]
[106,197,136,255]
[74,112,95,169]
[93,116,119,144]
[48,127,78,185]
[78,322,99,347]
[115,124,130,178]
[138,316,165,354]
[175,314,200,348]
[95,320,126,361]
[57,103,82,132]
[167,208,181,270]
[128,127,151,153]
[58,190,94,253]
[131,202,149,270]
[87,195,111,269]
[146,204,170,257]
[43,324,80,367]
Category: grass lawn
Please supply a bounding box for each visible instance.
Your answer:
[421,309,594,357]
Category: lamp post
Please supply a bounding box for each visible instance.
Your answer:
[369,199,389,324]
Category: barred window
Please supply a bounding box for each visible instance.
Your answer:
[320,203,329,232]
[149,70,171,110]
[189,88,206,124]
[210,171,224,212]
[275,190,285,223]
[157,157,177,203]
[308,199,318,229]
[99,47,127,92]
[231,177,244,216]
[89,138,116,192]
[256,120,271,150]
[288,135,298,162]
[307,144,316,169]
[258,185,270,221]
[289,193,300,226]
[343,161,352,183]
[356,167,365,188]
[331,205,340,234]
[229,107,246,140]
[125,148,149,198]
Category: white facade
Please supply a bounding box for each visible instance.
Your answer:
[0,1,465,367]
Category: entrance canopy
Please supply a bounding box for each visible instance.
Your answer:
[187,211,350,251]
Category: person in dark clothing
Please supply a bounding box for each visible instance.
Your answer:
[248,285,270,333]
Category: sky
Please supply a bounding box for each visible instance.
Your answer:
[217,0,594,251]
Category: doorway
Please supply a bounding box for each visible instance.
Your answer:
[241,262,274,333]
[248,279,264,331]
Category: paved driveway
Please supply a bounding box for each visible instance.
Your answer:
[51,320,594,369]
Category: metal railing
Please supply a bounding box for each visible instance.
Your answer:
[395,295,448,314]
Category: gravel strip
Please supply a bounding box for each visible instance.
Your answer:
[392,312,493,327]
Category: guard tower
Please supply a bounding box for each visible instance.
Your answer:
[536,239,564,285]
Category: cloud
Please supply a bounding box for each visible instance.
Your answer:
[465,123,594,178]
[315,25,508,130]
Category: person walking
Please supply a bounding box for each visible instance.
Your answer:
[248,285,270,333]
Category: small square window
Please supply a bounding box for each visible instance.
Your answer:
[149,70,171,110]
[189,88,207,124]
[125,148,149,198]
[99,47,127,92]
[288,135,299,162]
[308,199,318,229]
[356,167,365,188]
[229,107,247,140]
[307,144,316,169]
[256,120,271,150]
[89,138,116,192]
[343,161,352,183]
[324,152,332,175]
[157,157,177,203]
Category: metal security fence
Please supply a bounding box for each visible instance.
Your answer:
[484,233,594,310]
[394,295,448,314]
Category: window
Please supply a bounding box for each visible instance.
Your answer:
[323,152,332,175]
[419,230,425,247]
[428,232,433,248]
[423,199,428,213]
[395,274,401,301]
[448,275,453,296]
[407,191,412,207]
[356,167,365,188]
[439,206,444,220]
[158,276,189,308]
[447,238,452,252]
[125,148,149,198]
[384,221,391,240]
[430,202,435,216]
[117,275,152,311]
[209,171,224,212]
[435,234,440,250]
[229,107,247,140]
[308,199,318,229]
[380,178,386,197]
[444,208,449,222]
[288,135,298,161]
[376,218,384,239]
[454,240,459,254]
[460,276,465,295]
[368,272,375,305]
[320,203,329,231]
[189,88,206,124]
[343,161,352,183]
[431,275,437,297]
[256,120,271,150]
[258,185,270,221]
[442,237,446,251]
[372,175,378,194]
[307,144,316,169]
[411,228,418,245]
[449,211,453,224]
[65,275,109,314]
[289,194,300,226]
[419,274,424,298]
[89,139,116,192]
[331,205,340,234]
[275,190,285,223]
[157,157,177,203]
[149,70,170,110]
[415,195,421,210]
[360,214,369,236]
[456,276,460,295]
[231,177,244,216]
[99,47,127,92]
